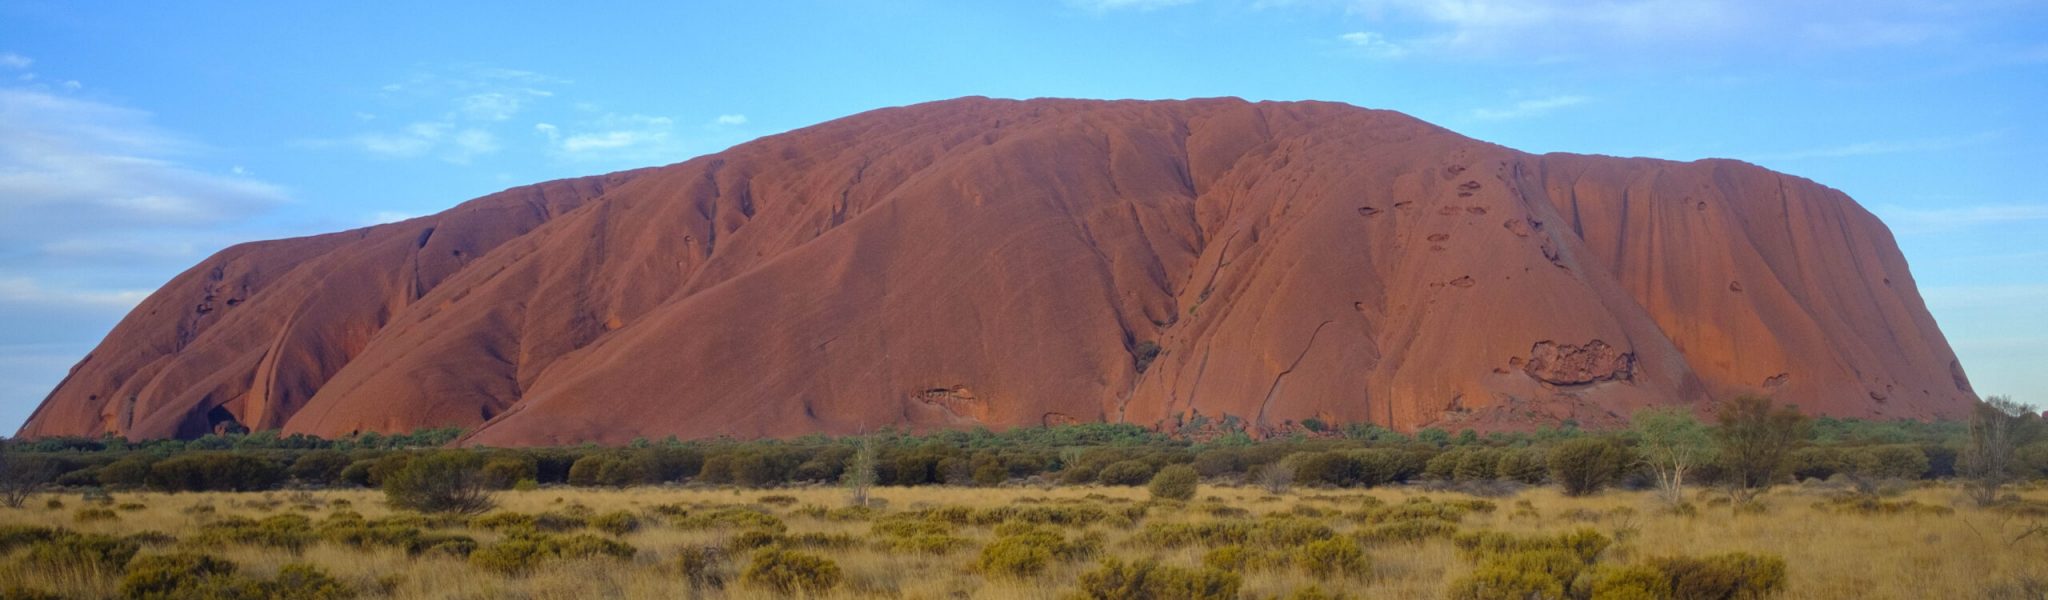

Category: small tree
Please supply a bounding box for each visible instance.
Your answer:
[843,433,877,507]
[1148,464,1199,501]
[0,452,60,508]
[1548,437,1625,496]
[1714,395,1809,504]
[1961,396,2034,506]
[383,451,493,514]
[1633,407,1716,506]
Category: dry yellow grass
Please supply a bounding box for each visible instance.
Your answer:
[1,482,2042,599]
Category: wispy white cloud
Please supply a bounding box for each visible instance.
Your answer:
[712,114,749,126]
[368,210,420,225]
[0,277,150,311]
[327,65,558,164]
[0,53,29,70]
[0,89,288,235]
[546,114,688,163]
[1068,0,1196,11]
[1305,0,2002,63]
[1338,31,1410,58]
[1470,94,1589,120]
[1747,131,2000,161]
[1873,203,2048,234]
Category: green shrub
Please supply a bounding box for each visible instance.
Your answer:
[382,452,492,514]
[1149,465,1200,501]
[1446,557,1567,600]
[1549,437,1626,496]
[25,533,140,571]
[1646,552,1788,600]
[0,524,61,552]
[976,535,1055,577]
[1579,564,1670,600]
[1075,557,1240,600]
[591,511,640,536]
[468,533,636,575]
[189,514,316,552]
[264,563,355,600]
[1098,460,1157,486]
[469,538,554,575]
[1292,537,1369,578]
[288,451,352,485]
[740,548,843,595]
[118,552,238,599]
[145,453,284,492]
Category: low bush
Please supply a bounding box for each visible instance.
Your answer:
[1549,438,1627,496]
[1075,557,1240,600]
[25,532,140,571]
[468,533,637,575]
[1149,465,1200,501]
[75,507,120,523]
[976,525,1100,577]
[1645,552,1788,600]
[118,552,239,599]
[740,548,842,595]
[383,451,492,515]
[1292,537,1369,578]
[591,510,640,536]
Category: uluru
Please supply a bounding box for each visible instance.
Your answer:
[16,97,1976,446]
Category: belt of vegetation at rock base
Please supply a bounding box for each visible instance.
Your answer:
[1,397,2043,497]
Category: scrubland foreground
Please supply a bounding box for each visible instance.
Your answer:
[0,482,2044,600]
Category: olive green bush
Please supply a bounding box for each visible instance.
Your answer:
[1148,464,1200,501]
[740,547,843,595]
[1075,557,1240,600]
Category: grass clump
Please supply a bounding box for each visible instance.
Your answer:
[74,507,120,523]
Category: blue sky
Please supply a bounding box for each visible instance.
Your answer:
[1,0,2043,432]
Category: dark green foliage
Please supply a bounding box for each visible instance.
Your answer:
[382,451,492,514]
[1148,464,1200,501]
[98,455,156,488]
[567,453,650,487]
[1098,460,1158,486]
[1075,557,1240,600]
[1549,438,1627,496]
[145,453,284,492]
[1717,395,1811,502]
[288,450,351,484]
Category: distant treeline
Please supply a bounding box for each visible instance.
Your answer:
[2,406,2043,495]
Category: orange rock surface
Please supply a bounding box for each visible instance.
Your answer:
[16,98,1976,444]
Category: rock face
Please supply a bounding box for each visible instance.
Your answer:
[17,97,1975,445]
